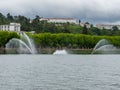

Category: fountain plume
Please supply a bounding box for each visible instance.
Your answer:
[6,32,37,54]
[92,39,117,54]
[53,49,68,55]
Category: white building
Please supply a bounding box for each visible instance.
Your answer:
[96,24,120,29]
[40,18,77,24]
[0,23,21,32]
[80,22,91,28]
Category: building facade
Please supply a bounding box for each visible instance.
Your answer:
[0,23,21,32]
[96,24,120,29]
[40,18,77,24]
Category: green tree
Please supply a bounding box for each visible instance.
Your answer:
[0,13,8,24]
[82,24,88,34]
[31,15,41,32]
[79,19,81,25]
[7,13,14,22]
[14,15,31,31]
[89,27,101,35]
[112,26,119,35]
[112,26,119,31]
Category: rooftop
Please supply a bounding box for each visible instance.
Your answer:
[41,18,75,20]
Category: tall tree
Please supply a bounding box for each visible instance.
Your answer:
[82,24,88,34]
[112,26,119,31]
[7,13,14,21]
[0,13,8,24]
[79,19,81,25]
[31,15,41,32]
[112,26,119,35]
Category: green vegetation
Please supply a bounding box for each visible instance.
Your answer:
[1,31,120,49]
[0,12,120,36]
[29,33,120,49]
[0,31,20,47]
[1,12,120,49]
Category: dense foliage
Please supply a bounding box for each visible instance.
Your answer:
[1,31,120,49]
[1,12,120,49]
[29,33,120,49]
[0,31,20,47]
[0,12,120,35]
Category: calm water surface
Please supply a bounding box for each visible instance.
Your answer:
[0,55,120,90]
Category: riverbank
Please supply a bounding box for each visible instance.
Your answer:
[2,47,120,54]
[0,48,5,54]
[41,48,92,54]
[1,48,92,54]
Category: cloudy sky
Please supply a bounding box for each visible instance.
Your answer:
[0,0,120,24]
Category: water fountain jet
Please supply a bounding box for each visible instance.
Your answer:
[6,32,37,54]
[92,39,118,54]
[53,49,68,55]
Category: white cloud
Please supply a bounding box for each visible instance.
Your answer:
[0,0,120,23]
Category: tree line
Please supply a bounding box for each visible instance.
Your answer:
[1,31,120,49]
[30,33,120,49]
[0,12,120,35]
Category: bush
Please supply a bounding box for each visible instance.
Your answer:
[0,31,20,47]
[29,33,120,49]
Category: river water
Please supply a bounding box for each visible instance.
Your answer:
[0,55,120,90]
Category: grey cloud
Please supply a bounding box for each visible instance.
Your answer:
[0,0,120,24]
